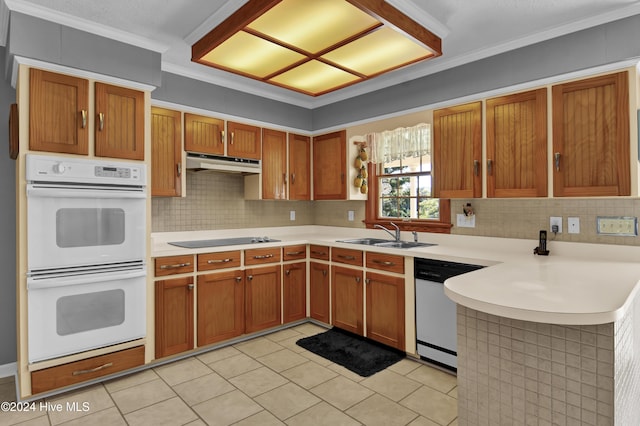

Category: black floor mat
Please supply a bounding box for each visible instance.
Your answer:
[296,327,405,377]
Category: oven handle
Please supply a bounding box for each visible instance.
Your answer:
[27,269,147,290]
[27,185,146,199]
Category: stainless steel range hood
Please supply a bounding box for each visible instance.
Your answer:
[185,153,261,174]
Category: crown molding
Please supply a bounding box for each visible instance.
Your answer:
[184,0,247,45]
[0,0,9,46]
[3,0,169,53]
[386,0,450,38]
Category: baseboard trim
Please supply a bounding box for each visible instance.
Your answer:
[0,362,17,378]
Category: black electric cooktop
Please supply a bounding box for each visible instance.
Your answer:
[168,236,280,249]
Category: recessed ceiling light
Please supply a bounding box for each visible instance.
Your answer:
[192,0,442,96]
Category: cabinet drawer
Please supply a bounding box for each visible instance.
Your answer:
[31,346,144,394]
[331,247,363,266]
[366,252,405,274]
[198,251,241,271]
[283,245,306,261]
[155,255,194,276]
[245,247,281,265]
[310,245,329,260]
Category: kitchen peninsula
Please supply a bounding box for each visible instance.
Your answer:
[153,225,640,426]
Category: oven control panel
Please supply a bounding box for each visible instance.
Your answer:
[26,154,146,187]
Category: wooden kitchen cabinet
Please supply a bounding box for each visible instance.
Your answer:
[94,82,145,160]
[331,247,363,267]
[289,133,311,200]
[227,121,261,159]
[184,113,224,155]
[283,244,306,261]
[366,272,405,350]
[245,247,281,266]
[552,72,630,197]
[310,245,330,261]
[245,265,282,333]
[262,128,287,199]
[313,130,347,200]
[197,250,241,271]
[197,270,245,346]
[283,261,306,323]
[331,265,363,335]
[154,255,194,277]
[155,277,194,358]
[433,102,482,198]
[309,261,330,324]
[151,107,182,197]
[486,89,548,197]
[29,68,89,155]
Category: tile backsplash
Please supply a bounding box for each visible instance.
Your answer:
[152,171,640,247]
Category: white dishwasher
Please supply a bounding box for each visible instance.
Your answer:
[415,258,484,372]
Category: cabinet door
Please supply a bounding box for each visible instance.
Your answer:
[151,107,182,197]
[197,271,244,346]
[313,130,347,200]
[155,277,194,358]
[331,265,363,335]
[29,68,89,155]
[95,82,145,160]
[283,262,306,323]
[227,121,261,159]
[262,129,287,199]
[309,262,330,324]
[366,272,405,350]
[433,102,482,198]
[184,113,224,155]
[486,89,547,198]
[245,265,282,333]
[552,72,630,196]
[289,133,311,200]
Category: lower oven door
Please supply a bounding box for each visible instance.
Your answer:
[27,268,146,363]
[27,185,146,271]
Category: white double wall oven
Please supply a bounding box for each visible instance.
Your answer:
[26,154,147,363]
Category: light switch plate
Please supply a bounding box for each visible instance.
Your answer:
[597,216,637,236]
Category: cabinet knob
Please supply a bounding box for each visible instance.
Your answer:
[291,173,296,184]
[322,269,327,277]
[365,278,371,284]
[80,110,87,129]
[177,162,182,176]
[355,276,361,283]
[473,160,480,176]
[487,159,493,176]
[187,284,194,290]
[554,152,561,172]
[98,112,105,131]
[247,275,253,281]
[230,132,235,145]
[235,276,242,282]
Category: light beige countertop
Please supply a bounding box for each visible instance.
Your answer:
[151,225,640,325]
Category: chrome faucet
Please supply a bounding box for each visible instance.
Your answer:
[374,222,401,241]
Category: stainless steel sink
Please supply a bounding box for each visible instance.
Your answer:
[337,238,436,249]
[337,238,393,245]
[374,241,436,249]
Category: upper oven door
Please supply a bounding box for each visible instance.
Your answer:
[27,184,146,271]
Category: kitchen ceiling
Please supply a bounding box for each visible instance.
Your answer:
[2,0,640,108]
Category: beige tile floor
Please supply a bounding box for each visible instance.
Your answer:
[0,323,459,426]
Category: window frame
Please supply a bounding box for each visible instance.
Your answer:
[364,162,452,233]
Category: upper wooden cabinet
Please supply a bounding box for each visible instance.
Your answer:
[29,68,89,155]
[151,107,182,197]
[95,82,145,160]
[433,102,482,198]
[262,128,287,200]
[486,89,548,198]
[552,72,630,197]
[184,113,224,155]
[313,130,347,200]
[289,133,311,200]
[227,121,261,159]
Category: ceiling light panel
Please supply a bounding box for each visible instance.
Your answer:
[321,27,433,76]
[200,31,306,78]
[247,0,380,54]
[270,60,361,95]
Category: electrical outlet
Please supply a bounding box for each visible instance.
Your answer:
[567,217,580,234]
[289,210,296,221]
[550,216,562,233]
[347,210,355,221]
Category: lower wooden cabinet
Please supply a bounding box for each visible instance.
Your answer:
[309,261,330,324]
[331,265,363,335]
[155,277,194,358]
[197,270,245,346]
[245,265,282,333]
[31,346,144,394]
[366,272,405,350]
[283,261,306,323]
